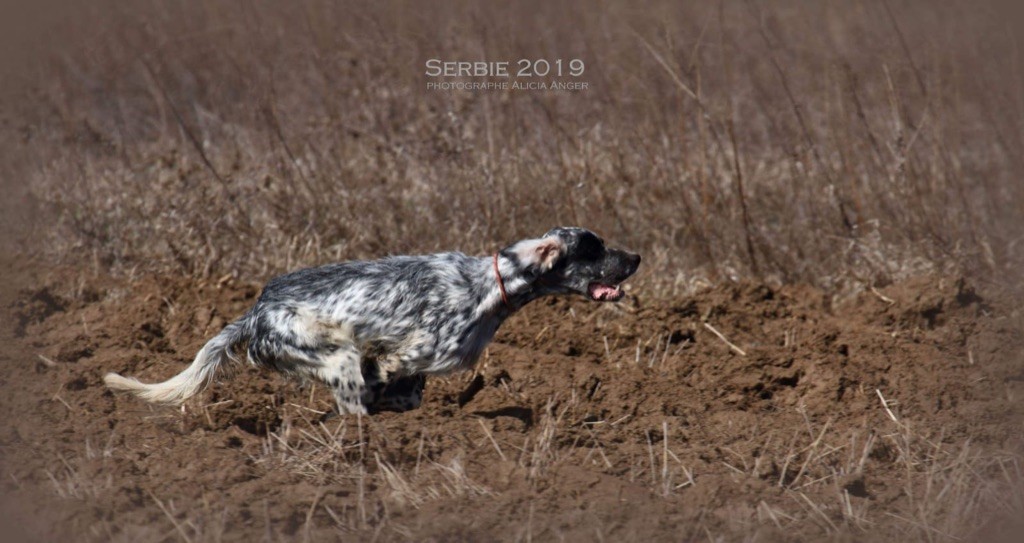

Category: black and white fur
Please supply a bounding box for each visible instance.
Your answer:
[104,227,641,414]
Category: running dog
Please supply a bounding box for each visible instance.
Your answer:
[104,227,641,414]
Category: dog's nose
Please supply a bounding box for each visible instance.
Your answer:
[629,253,641,271]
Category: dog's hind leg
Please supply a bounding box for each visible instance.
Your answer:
[319,344,369,415]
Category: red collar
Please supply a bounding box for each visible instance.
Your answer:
[492,253,510,308]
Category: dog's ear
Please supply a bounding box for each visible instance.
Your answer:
[514,236,565,274]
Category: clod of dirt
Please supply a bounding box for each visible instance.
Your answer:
[56,342,94,363]
[842,476,870,498]
[11,287,66,337]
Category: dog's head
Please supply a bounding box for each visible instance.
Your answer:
[500,227,641,302]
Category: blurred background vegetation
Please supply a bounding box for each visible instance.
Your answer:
[2,0,1021,296]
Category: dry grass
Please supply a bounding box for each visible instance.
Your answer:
[2,0,1022,296]
[20,341,1022,541]
[229,387,1023,542]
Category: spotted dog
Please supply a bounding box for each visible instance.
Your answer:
[104,227,641,414]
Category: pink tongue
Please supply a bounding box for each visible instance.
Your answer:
[588,283,621,300]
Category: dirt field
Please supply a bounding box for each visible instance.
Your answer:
[1,259,1021,541]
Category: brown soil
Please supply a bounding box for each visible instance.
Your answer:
[1,262,1022,541]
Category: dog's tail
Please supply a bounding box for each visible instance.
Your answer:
[104,318,250,405]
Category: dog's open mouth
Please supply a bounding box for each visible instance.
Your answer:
[588,282,624,301]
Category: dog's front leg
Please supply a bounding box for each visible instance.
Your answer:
[318,343,369,415]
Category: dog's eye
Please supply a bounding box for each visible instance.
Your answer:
[575,236,604,261]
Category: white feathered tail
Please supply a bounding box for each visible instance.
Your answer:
[104,320,247,405]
